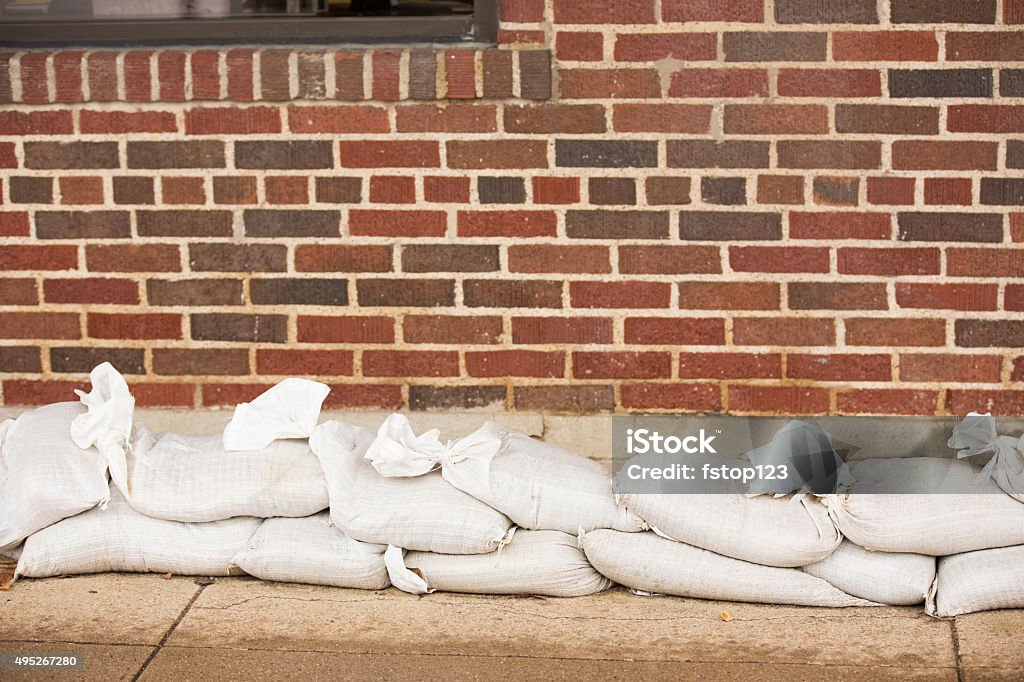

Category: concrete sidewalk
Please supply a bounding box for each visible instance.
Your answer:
[2,568,1022,681]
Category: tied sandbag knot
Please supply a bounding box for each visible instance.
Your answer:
[365,413,503,480]
[949,412,1024,498]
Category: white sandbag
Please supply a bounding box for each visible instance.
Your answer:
[802,540,935,606]
[581,530,873,608]
[387,530,611,597]
[15,488,259,579]
[223,378,330,451]
[311,421,514,554]
[366,414,644,534]
[825,458,1024,555]
[231,513,389,590]
[927,545,1024,617]
[948,413,1024,502]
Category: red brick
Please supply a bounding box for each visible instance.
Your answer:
[867,177,916,205]
[947,32,1024,61]
[499,29,547,45]
[349,210,446,238]
[553,0,655,23]
[334,52,365,101]
[157,51,186,102]
[3,380,87,405]
[444,50,476,99]
[58,177,104,205]
[620,246,720,275]
[191,51,221,101]
[663,0,762,21]
[788,354,892,381]
[837,248,940,276]
[86,52,118,102]
[404,315,502,344]
[778,141,882,169]
[185,107,281,134]
[729,386,829,415]
[0,212,29,237]
[362,351,459,377]
[297,316,395,343]
[501,0,545,22]
[559,68,661,99]
[1008,284,1024,312]
[614,33,717,61]
[777,69,881,97]
[789,282,888,311]
[724,105,828,135]
[573,351,670,379]
[447,140,548,169]
[0,279,38,305]
[512,316,612,344]
[946,390,1024,416]
[256,349,354,376]
[86,244,181,272]
[733,318,835,346]
[0,143,15,168]
[838,389,938,415]
[161,177,206,205]
[458,210,556,237]
[19,52,50,104]
[894,141,997,171]
[679,282,780,310]
[1010,0,1024,22]
[506,104,606,134]
[264,176,308,205]
[463,280,561,309]
[87,313,180,340]
[901,354,1002,383]
[131,383,196,408]
[556,32,604,61]
[340,141,440,168]
[1013,214,1024,242]
[79,110,176,134]
[369,176,416,204]
[396,104,496,133]
[679,352,781,379]
[570,282,671,309]
[44,278,139,305]
[896,283,998,311]
[924,178,972,206]
[948,248,1024,277]
[295,245,392,273]
[613,104,711,133]
[757,176,805,205]
[620,383,722,411]
[200,384,273,407]
[669,69,769,97]
[729,246,829,274]
[226,49,255,101]
[372,50,400,101]
[790,212,891,239]
[532,177,580,204]
[323,384,404,410]
[948,105,1024,134]
[845,318,946,346]
[0,111,73,135]
[0,312,80,339]
[624,317,725,345]
[124,51,153,102]
[424,176,471,203]
[0,245,77,271]
[833,31,938,61]
[467,350,564,378]
[288,105,389,133]
[508,245,610,273]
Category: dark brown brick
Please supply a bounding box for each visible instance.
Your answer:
[504,104,606,134]
[189,243,287,272]
[235,141,333,169]
[10,177,53,204]
[464,280,563,308]
[519,50,552,99]
[136,210,232,238]
[0,276,36,305]
[813,177,859,206]
[777,141,882,169]
[835,105,939,135]
[566,210,669,239]
[51,347,145,375]
[680,211,782,241]
[24,142,118,170]
[733,318,836,346]
[409,386,508,411]
[147,279,244,306]
[897,213,1003,243]
[589,178,636,205]
[679,282,780,310]
[789,282,888,310]
[250,278,347,306]
[127,141,225,169]
[619,245,721,274]
[478,177,527,204]
[981,179,1024,206]
[402,245,499,273]
[260,49,291,101]
[667,140,770,168]
[0,347,41,373]
[646,177,692,205]
[113,177,155,205]
[243,209,340,238]
[153,349,250,376]
[701,177,746,206]
[34,211,130,240]
[408,50,437,100]
[1003,70,1024,97]
[513,385,615,413]
[955,320,1024,348]
[724,32,827,62]
[556,140,657,168]
[889,69,992,98]
[1009,141,1024,169]
[191,313,287,343]
[775,0,877,23]
[892,0,996,23]
[357,279,455,307]
[482,49,514,99]
[334,52,364,100]
[316,177,362,204]
[512,316,613,344]
[402,315,500,344]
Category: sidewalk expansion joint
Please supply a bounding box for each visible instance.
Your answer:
[131,582,208,681]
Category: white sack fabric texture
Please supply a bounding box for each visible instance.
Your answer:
[927,545,1024,617]
[223,378,331,452]
[389,530,612,597]
[825,458,1024,555]
[107,424,328,523]
[948,413,1024,502]
[15,488,260,579]
[0,402,110,553]
[801,540,935,606]
[231,513,389,590]
[312,421,514,554]
[581,530,873,608]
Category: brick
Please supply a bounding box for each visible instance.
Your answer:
[518,50,552,100]
[897,213,1003,243]
[10,177,53,204]
[251,278,347,306]
[256,349,352,376]
[679,211,782,241]
[19,52,50,104]
[200,384,275,407]
[0,245,77,271]
[901,354,1002,383]
[624,317,725,345]
[191,313,287,343]
[0,347,42,373]
[88,313,180,340]
[501,0,544,22]
[788,354,891,382]
[889,69,992,98]
[185,106,281,134]
[1010,0,1024,22]
[189,243,285,272]
[244,209,339,238]
[947,32,1024,61]
[410,386,507,411]
[813,176,859,207]
[777,141,881,169]
[504,104,606,133]
[532,177,580,204]
[459,210,556,238]
[260,50,291,101]
[555,140,657,168]
[124,51,153,102]
[44,277,138,305]
[0,278,38,305]
[757,176,804,205]
[667,140,770,169]
[662,0,763,21]
[789,282,888,310]
[369,176,416,204]
[837,389,938,416]
[556,32,604,61]
[323,384,403,411]
[86,244,181,273]
[668,69,769,97]
[924,178,972,206]
[570,282,670,309]
[733,318,835,346]
[350,210,447,238]
[0,142,14,168]
[730,246,829,273]
[157,51,186,102]
[357,279,455,307]
[514,385,615,413]
[316,177,362,204]
[127,141,225,169]
[955,320,1024,348]
[464,280,562,308]
[1002,70,1024,97]
[948,248,1024,276]
[0,312,79,340]
[589,178,636,205]
[1007,285,1024,311]
[338,141,439,168]
[334,52,365,101]
[508,245,610,274]
[153,349,249,376]
[846,318,945,346]
[191,51,221,101]
[404,315,502,344]
[701,177,746,206]
[513,316,613,344]
[553,0,655,24]
[613,104,710,134]
[297,51,326,100]
[946,390,1024,416]
[619,245,721,274]
[298,316,394,343]
[137,210,231,238]
[160,177,206,206]
[679,282,780,310]
[646,177,692,205]
[835,104,939,135]
[620,383,723,411]
[408,50,437,100]
[897,283,998,311]
[832,31,938,61]
[2,380,88,405]
[777,70,880,97]
[0,111,74,135]
[613,33,717,62]
[295,245,392,274]
[264,176,309,205]
[424,176,470,203]
[147,279,243,307]
[950,106,1024,135]
[481,50,513,99]
[396,104,497,133]
[867,177,915,206]
[723,32,827,62]
[212,177,257,204]
[478,177,526,204]
[58,177,104,205]
[370,50,400,101]
[837,248,940,276]
[468,350,564,378]
[558,68,661,99]
[893,141,996,171]
[775,0,877,23]
[574,351,669,379]
[86,52,118,102]
[236,140,333,169]
[729,386,830,415]
[567,210,668,239]
[678,353,781,380]
[363,351,459,378]
[891,0,996,23]
[24,142,118,170]
[402,244,499,273]
[227,49,255,101]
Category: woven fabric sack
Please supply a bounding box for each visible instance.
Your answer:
[802,540,935,605]
[926,545,1024,617]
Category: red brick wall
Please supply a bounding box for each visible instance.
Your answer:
[1,0,1023,415]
